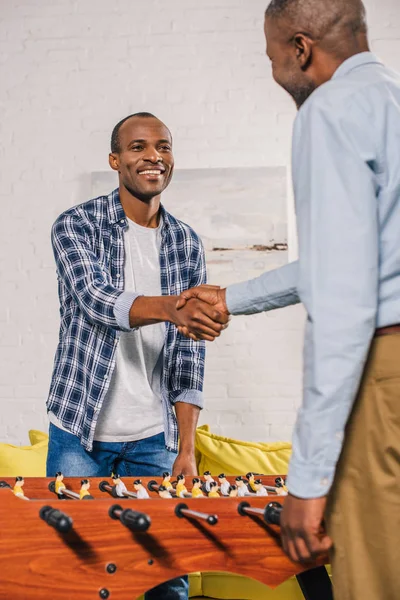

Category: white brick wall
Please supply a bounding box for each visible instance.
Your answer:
[1,0,400,446]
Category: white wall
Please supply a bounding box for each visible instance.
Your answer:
[1,0,400,445]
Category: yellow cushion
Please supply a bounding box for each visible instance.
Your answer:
[28,429,48,445]
[195,425,292,476]
[0,430,48,477]
[201,571,320,600]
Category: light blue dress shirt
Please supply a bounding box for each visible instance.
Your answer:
[226,52,400,498]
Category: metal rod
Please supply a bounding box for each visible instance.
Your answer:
[99,481,137,499]
[175,502,218,526]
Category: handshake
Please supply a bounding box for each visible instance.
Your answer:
[174,285,230,342]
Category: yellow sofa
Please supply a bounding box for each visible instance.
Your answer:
[0,427,321,600]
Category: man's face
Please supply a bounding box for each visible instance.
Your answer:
[110,117,174,202]
[264,16,316,108]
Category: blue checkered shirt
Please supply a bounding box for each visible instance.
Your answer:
[47,189,206,452]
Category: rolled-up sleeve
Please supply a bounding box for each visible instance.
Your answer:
[287,96,379,498]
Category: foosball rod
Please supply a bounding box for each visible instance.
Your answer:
[99,480,137,499]
[109,504,151,532]
[39,505,73,533]
[175,502,218,525]
[147,480,176,495]
[48,481,82,500]
[238,501,283,525]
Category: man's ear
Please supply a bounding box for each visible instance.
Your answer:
[293,33,313,70]
[109,153,120,172]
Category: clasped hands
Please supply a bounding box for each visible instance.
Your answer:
[174,285,229,341]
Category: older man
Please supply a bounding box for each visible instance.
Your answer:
[178,1,400,597]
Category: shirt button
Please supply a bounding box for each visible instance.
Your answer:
[320,477,329,487]
[335,431,343,441]
[104,375,108,380]
[116,274,121,278]
[120,219,125,225]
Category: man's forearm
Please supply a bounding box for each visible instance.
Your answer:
[129,296,177,328]
[175,401,201,454]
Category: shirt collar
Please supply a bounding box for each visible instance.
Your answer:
[107,188,126,225]
[332,51,383,80]
[107,187,171,230]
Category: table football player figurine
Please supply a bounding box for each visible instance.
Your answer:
[218,473,230,496]
[254,479,268,497]
[191,478,204,498]
[79,479,94,500]
[203,471,215,493]
[175,474,189,498]
[55,471,66,498]
[162,471,173,490]
[13,476,26,499]
[236,476,248,497]
[158,485,172,499]
[208,481,220,498]
[228,484,238,497]
[246,472,257,493]
[275,476,288,496]
[112,474,128,498]
[133,479,150,499]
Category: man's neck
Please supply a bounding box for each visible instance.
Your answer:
[119,186,161,228]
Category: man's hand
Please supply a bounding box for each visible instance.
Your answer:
[172,451,198,477]
[280,494,332,563]
[176,285,229,313]
[171,297,229,342]
[175,285,230,341]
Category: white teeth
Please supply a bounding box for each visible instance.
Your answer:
[139,170,163,175]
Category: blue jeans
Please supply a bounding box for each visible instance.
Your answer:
[46,423,189,600]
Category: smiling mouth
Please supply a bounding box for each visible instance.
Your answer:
[138,169,165,177]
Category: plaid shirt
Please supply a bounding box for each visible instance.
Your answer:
[48,189,206,452]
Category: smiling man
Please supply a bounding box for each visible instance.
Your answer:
[46,112,228,600]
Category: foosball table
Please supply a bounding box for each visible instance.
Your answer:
[0,474,333,600]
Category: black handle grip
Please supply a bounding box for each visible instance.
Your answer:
[39,505,73,533]
[109,504,151,532]
[120,508,151,532]
[264,501,283,526]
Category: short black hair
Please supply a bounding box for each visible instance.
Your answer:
[265,0,367,43]
[163,471,170,478]
[110,112,158,154]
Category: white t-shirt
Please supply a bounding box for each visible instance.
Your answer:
[93,216,165,441]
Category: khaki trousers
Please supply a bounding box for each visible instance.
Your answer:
[326,334,400,600]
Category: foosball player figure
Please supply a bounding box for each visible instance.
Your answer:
[13,476,26,499]
[55,472,66,498]
[254,479,268,497]
[275,476,288,496]
[208,481,220,498]
[191,478,204,498]
[162,471,173,490]
[79,479,94,500]
[112,474,128,498]
[176,474,188,498]
[158,485,172,499]
[246,472,257,493]
[133,479,150,499]
[236,476,248,497]
[203,471,215,493]
[228,484,238,497]
[218,473,230,496]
